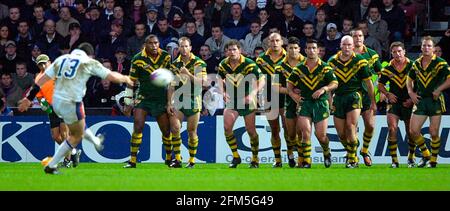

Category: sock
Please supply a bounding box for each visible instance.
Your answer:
[284,133,294,158]
[162,134,172,161]
[297,137,303,164]
[250,135,259,162]
[347,141,357,163]
[225,132,240,158]
[188,137,199,163]
[319,137,331,158]
[271,137,281,163]
[130,132,142,164]
[388,138,398,164]
[48,140,73,168]
[430,137,441,163]
[415,135,430,158]
[172,132,182,161]
[83,128,99,146]
[302,140,312,164]
[361,131,373,154]
[407,137,416,161]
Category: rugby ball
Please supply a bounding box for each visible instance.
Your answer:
[150,68,174,87]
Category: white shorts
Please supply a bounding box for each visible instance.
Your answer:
[52,97,85,125]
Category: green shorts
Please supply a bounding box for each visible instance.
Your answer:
[413,96,446,116]
[361,91,371,112]
[284,96,298,119]
[297,99,330,123]
[333,92,363,119]
[177,95,202,117]
[387,103,412,121]
[135,94,167,117]
[226,98,256,116]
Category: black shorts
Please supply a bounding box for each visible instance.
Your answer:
[48,109,64,128]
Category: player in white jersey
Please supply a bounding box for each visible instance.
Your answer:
[18,43,133,174]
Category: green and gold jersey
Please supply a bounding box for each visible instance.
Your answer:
[218,55,263,107]
[256,49,286,102]
[408,55,450,98]
[328,52,371,96]
[170,53,207,97]
[130,48,171,100]
[379,58,413,101]
[358,46,382,75]
[288,59,338,101]
[273,55,305,107]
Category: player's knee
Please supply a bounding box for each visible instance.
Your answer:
[409,128,420,138]
[388,127,398,137]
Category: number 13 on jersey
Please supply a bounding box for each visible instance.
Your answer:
[57,58,80,79]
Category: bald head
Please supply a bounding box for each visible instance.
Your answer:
[269,32,283,52]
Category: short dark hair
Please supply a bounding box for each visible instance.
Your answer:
[225,39,241,50]
[78,42,95,55]
[306,38,318,46]
[288,37,300,46]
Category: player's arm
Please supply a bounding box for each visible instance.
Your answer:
[432,76,450,100]
[406,76,420,104]
[363,78,377,112]
[166,82,176,116]
[18,73,52,112]
[105,71,134,86]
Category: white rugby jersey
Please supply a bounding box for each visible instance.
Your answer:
[45,49,111,102]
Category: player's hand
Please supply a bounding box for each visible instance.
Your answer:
[432,89,441,100]
[223,93,231,103]
[409,92,421,104]
[167,105,176,116]
[403,98,414,108]
[312,87,325,99]
[293,88,301,94]
[291,94,303,104]
[244,93,256,105]
[18,98,31,112]
[123,105,133,117]
[386,92,398,104]
[124,76,134,87]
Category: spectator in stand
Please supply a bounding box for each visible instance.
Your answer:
[299,21,315,53]
[0,91,13,116]
[45,0,61,22]
[347,0,371,26]
[205,0,232,26]
[252,46,264,60]
[193,7,211,39]
[267,0,284,25]
[0,3,8,21]
[281,3,304,39]
[259,8,272,40]
[155,17,179,49]
[127,22,147,57]
[320,0,343,29]
[0,25,8,59]
[341,18,353,36]
[294,0,316,23]
[81,5,105,47]
[56,6,80,38]
[314,8,328,41]
[357,20,383,56]
[28,44,41,74]
[12,61,34,91]
[437,28,450,63]
[243,0,260,22]
[380,0,406,42]
[73,0,89,24]
[90,78,123,107]
[199,44,221,74]
[112,46,130,76]
[112,5,135,38]
[184,19,205,55]
[322,22,342,60]
[205,25,230,58]
[367,5,390,57]
[171,11,186,35]
[62,22,84,52]
[31,5,46,38]
[15,20,34,60]
[0,40,25,74]
[144,4,159,35]
[102,0,116,21]
[158,0,183,21]
[183,0,198,20]
[223,3,250,40]
[97,19,127,61]
[241,20,263,57]
[128,0,146,24]
[317,40,326,59]
[0,72,23,107]
[36,19,64,61]
[1,6,21,39]
[398,0,419,41]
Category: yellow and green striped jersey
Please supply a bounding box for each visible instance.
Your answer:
[170,53,207,97]
[130,48,171,100]
[379,58,413,101]
[273,55,305,107]
[288,59,338,101]
[328,52,371,96]
[408,55,450,98]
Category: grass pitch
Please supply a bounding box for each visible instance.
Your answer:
[0,163,449,191]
